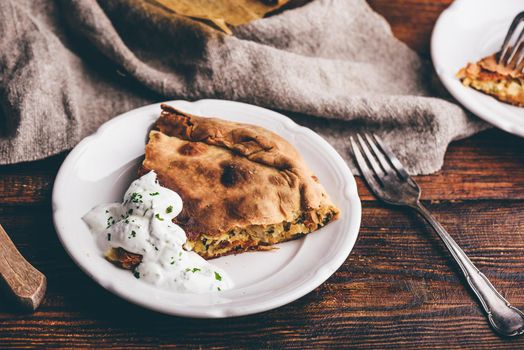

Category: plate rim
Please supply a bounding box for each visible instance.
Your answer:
[52,99,362,318]
[431,0,524,137]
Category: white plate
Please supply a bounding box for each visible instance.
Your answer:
[52,99,361,318]
[431,0,524,137]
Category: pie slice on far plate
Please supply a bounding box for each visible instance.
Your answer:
[457,53,524,107]
[138,104,340,259]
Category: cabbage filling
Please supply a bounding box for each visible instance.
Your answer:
[186,207,338,259]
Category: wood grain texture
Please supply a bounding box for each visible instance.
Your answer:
[0,201,523,349]
[367,0,453,57]
[1,0,524,348]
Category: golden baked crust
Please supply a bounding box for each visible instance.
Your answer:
[139,104,340,259]
[457,53,524,107]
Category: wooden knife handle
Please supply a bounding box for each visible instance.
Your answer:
[0,224,46,311]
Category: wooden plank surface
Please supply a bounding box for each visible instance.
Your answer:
[367,0,454,57]
[1,0,524,348]
[0,195,523,348]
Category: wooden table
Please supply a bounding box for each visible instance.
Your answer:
[1,1,524,348]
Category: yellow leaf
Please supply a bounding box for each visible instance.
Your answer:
[151,0,290,34]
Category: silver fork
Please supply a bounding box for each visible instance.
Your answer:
[498,11,524,71]
[350,133,524,337]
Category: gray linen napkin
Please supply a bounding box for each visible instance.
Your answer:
[0,0,485,173]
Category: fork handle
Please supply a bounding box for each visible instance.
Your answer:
[0,224,46,311]
[413,202,524,337]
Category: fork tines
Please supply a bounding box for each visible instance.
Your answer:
[498,11,524,71]
[349,133,409,184]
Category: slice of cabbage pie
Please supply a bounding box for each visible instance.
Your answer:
[457,53,524,107]
[136,104,340,259]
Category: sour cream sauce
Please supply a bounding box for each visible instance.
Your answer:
[82,171,232,293]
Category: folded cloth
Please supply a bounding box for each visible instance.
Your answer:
[0,0,486,173]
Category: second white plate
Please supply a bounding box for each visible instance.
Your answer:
[432,0,524,137]
[52,99,361,318]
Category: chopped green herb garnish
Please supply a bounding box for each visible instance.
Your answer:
[128,209,133,215]
[131,230,136,238]
[166,205,173,214]
[130,192,143,203]
[107,233,111,241]
[133,271,140,279]
[149,192,160,196]
[217,287,221,291]
[155,213,164,221]
[214,271,222,281]
[106,216,114,228]
[184,267,201,273]
[105,210,109,214]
